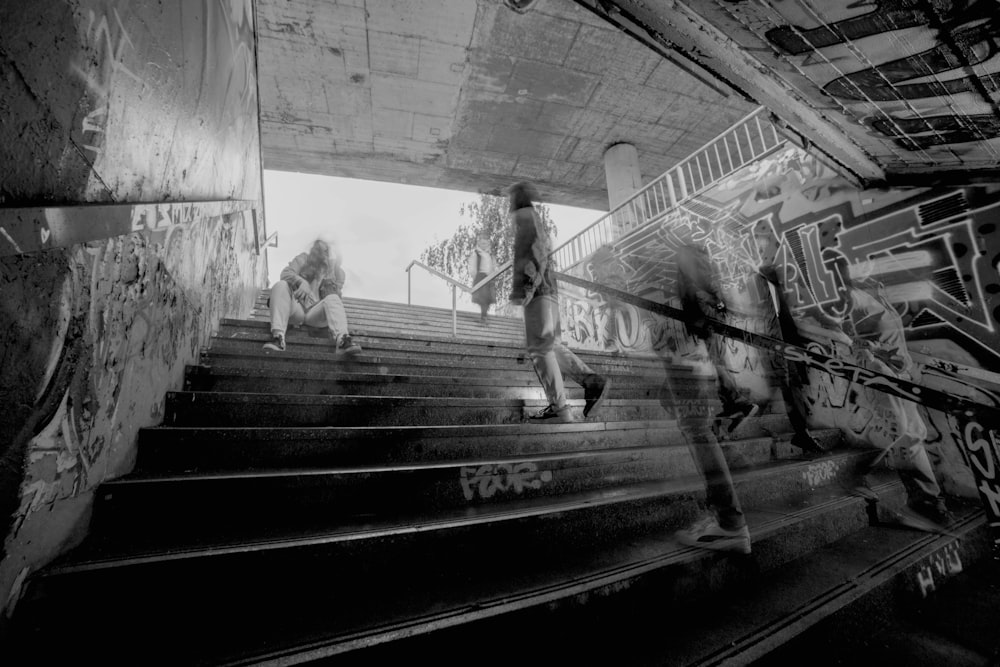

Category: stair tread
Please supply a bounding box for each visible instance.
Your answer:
[50,466,889,573]
[38,485,985,667]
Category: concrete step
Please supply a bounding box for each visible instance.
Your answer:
[208,328,675,377]
[248,296,527,342]
[89,447,868,553]
[221,317,526,350]
[134,421,842,474]
[200,347,686,387]
[9,476,934,667]
[322,502,987,667]
[182,364,672,400]
[164,392,693,427]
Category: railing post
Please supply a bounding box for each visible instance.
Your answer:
[451,283,457,337]
[407,268,412,305]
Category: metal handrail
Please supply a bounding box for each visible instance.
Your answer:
[404,108,786,330]
[405,259,512,336]
[553,107,784,271]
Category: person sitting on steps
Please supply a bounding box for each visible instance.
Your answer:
[263,239,362,357]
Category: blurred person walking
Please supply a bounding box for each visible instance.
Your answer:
[508,181,609,423]
[468,232,496,325]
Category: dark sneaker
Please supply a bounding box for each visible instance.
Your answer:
[583,375,610,418]
[262,332,286,352]
[528,404,575,423]
[676,516,751,554]
[791,431,827,453]
[717,403,760,433]
[336,334,362,356]
[893,500,955,535]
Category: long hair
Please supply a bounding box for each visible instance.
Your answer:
[299,239,333,282]
[507,181,538,212]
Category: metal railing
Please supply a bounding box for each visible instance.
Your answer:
[553,107,784,271]
[404,108,786,331]
[405,259,512,336]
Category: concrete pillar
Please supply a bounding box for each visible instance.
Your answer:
[603,143,643,210]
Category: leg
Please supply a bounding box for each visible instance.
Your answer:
[661,360,749,553]
[781,369,825,452]
[544,297,610,418]
[524,295,571,420]
[265,281,305,350]
[304,294,348,338]
[708,335,758,432]
[665,365,745,530]
[269,280,306,334]
[304,294,361,355]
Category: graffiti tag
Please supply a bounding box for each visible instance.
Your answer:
[803,460,839,488]
[459,462,554,501]
[71,7,143,159]
[914,542,964,598]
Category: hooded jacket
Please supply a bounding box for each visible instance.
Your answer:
[510,205,556,305]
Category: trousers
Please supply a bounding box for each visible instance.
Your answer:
[268,280,348,339]
[523,294,596,407]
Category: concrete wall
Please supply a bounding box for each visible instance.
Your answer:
[560,141,1000,500]
[0,0,265,616]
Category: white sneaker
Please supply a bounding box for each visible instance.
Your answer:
[676,515,751,554]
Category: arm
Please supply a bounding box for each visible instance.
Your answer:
[280,253,310,288]
[509,209,535,304]
[320,263,346,298]
[280,253,314,301]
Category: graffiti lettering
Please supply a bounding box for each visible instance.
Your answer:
[71,8,143,159]
[913,542,964,598]
[459,462,554,501]
[803,459,839,487]
[961,421,1000,519]
[763,1,1000,149]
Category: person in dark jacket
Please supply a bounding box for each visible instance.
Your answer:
[664,242,754,554]
[675,242,759,431]
[508,181,609,423]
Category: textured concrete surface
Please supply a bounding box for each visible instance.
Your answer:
[0,0,265,620]
[256,0,755,209]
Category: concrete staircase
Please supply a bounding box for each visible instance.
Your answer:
[9,295,989,666]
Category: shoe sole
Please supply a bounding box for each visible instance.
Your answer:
[676,534,752,555]
[528,409,575,423]
[583,379,611,419]
[888,510,957,537]
[727,403,760,433]
[262,344,284,352]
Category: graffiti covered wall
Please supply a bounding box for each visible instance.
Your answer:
[0,0,265,616]
[561,140,1000,500]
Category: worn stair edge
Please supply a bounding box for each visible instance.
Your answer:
[21,482,901,667]
[693,507,990,667]
[211,489,901,667]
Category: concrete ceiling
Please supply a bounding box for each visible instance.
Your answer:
[255,0,756,210]
[586,0,1000,188]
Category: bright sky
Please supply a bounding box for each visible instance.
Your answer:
[262,170,603,311]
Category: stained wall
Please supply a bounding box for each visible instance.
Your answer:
[0,0,265,616]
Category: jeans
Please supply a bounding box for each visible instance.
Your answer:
[268,280,348,339]
[523,294,596,408]
[659,349,746,531]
